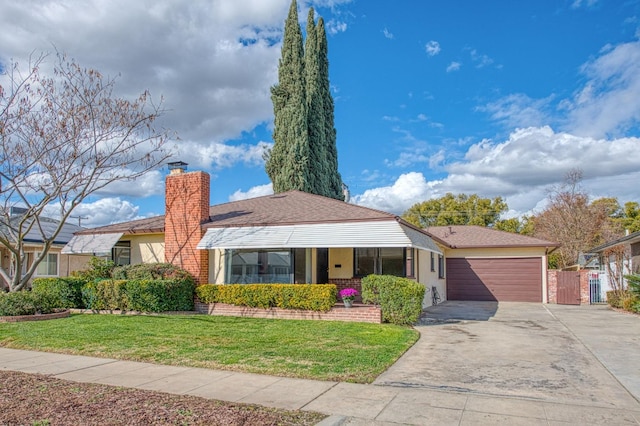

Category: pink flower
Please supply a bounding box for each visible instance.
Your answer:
[339,288,358,299]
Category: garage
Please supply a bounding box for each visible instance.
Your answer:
[425,225,558,303]
[446,257,542,302]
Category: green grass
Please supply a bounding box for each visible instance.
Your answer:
[0,314,418,383]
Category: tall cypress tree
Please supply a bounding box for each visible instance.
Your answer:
[305,8,328,197]
[266,0,312,193]
[317,17,343,200]
[267,0,344,200]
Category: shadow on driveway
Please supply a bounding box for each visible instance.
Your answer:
[420,300,498,324]
[376,302,640,410]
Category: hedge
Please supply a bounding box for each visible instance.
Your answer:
[0,291,59,316]
[32,277,86,309]
[112,263,195,282]
[82,278,195,313]
[361,275,425,325]
[196,284,337,312]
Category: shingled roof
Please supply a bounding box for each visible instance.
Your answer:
[426,225,558,249]
[76,190,398,235]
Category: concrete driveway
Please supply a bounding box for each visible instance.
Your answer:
[374,301,640,410]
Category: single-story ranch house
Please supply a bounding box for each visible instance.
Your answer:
[62,164,558,305]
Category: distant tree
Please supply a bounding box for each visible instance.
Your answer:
[0,53,172,292]
[493,218,523,234]
[531,169,613,268]
[265,1,343,200]
[621,201,640,233]
[402,193,508,228]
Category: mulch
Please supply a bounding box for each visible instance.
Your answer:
[0,370,325,425]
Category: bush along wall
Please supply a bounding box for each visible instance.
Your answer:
[32,277,87,309]
[361,274,425,325]
[196,284,337,312]
[0,291,59,316]
[81,278,196,313]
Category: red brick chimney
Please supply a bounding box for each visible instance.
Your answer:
[164,162,210,284]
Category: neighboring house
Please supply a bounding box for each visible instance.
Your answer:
[63,165,445,306]
[426,226,558,303]
[589,230,640,290]
[0,212,86,290]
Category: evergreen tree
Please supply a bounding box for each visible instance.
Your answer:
[266,0,344,200]
[317,17,344,200]
[304,8,326,195]
[266,0,312,193]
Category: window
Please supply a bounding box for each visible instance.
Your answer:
[406,248,415,278]
[112,241,131,266]
[354,248,409,277]
[36,252,58,276]
[430,252,435,272]
[438,254,445,279]
[227,249,292,284]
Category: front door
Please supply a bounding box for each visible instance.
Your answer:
[316,248,329,284]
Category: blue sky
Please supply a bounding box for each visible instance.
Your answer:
[1,0,640,227]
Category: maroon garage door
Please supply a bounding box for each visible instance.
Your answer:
[446,257,542,302]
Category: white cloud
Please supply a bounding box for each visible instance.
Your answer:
[384,152,430,168]
[0,0,350,176]
[446,61,461,72]
[229,183,274,201]
[174,140,271,170]
[353,126,640,217]
[571,0,598,9]
[73,197,144,227]
[352,172,441,214]
[326,19,347,34]
[94,170,165,198]
[480,93,554,129]
[425,40,441,56]
[469,49,494,68]
[563,39,640,138]
[383,28,394,39]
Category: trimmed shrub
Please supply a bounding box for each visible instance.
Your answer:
[196,284,337,312]
[362,275,425,325]
[0,291,58,316]
[73,256,116,280]
[622,294,640,312]
[81,280,128,311]
[112,263,195,282]
[606,290,630,309]
[81,278,195,313]
[32,277,86,309]
[125,279,195,312]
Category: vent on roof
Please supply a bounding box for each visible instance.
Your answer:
[168,161,188,174]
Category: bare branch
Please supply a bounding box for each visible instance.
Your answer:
[0,51,175,291]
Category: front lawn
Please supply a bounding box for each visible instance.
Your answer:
[0,314,418,383]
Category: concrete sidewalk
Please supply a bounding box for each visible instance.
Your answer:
[1,347,639,425]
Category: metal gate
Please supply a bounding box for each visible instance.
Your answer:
[557,271,581,305]
[589,271,606,304]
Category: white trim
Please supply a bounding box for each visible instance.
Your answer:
[61,233,124,255]
[197,221,442,253]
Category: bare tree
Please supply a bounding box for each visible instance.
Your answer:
[532,169,612,268]
[0,52,173,291]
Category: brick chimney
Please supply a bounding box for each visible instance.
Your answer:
[164,162,210,284]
